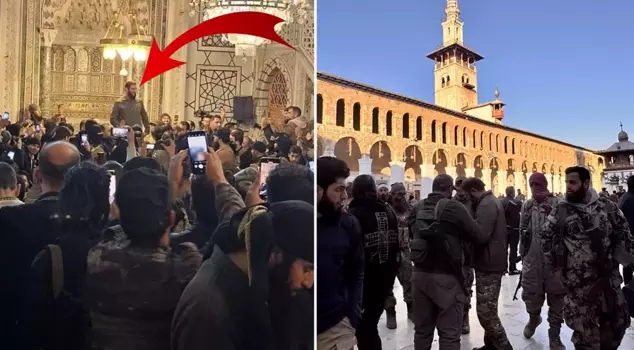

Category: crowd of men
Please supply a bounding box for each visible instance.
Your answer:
[0,80,315,350]
[317,157,634,350]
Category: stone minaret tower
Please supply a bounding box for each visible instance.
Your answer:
[427,0,484,112]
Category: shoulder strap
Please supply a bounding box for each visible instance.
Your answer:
[48,244,64,299]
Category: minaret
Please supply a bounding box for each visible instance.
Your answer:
[442,0,463,46]
[427,0,484,112]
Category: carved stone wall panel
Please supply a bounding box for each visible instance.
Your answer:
[103,57,113,74]
[52,73,64,92]
[102,76,113,94]
[53,48,64,71]
[63,48,76,72]
[90,75,101,93]
[196,66,240,113]
[64,75,75,91]
[2,0,21,116]
[90,48,102,72]
[77,48,89,72]
[76,75,88,92]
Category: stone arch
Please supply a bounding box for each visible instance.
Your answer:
[506,158,516,188]
[385,111,393,136]
[63,47,76,72]
[490,158,500,195]
[404,145,423,181]
[532,162,539,173]
[431,120,437,142]
[433,149,449,175]
[370,141,392,175]
[415,116,423,141]
[371,107,380,134]
[520,161,529,194]
[335,99,345,127]
[456,153,468,178]
[255,56,293,123]
[334,137,362,172]
[462,127,468,147]
[542,163,548,174]
[474,155,485,178]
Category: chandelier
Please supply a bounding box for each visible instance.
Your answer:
[100,2,152,75]
[188,0,311,57]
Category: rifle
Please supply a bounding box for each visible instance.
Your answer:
[513,271,522,301]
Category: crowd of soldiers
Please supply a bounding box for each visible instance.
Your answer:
[357,167,634,350]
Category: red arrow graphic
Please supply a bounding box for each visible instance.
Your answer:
[140,11,294,86]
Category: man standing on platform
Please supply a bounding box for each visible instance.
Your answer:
[110,81,150,132]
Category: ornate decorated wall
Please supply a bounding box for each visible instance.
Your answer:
[0,0,168,126]
[180,8,315,132]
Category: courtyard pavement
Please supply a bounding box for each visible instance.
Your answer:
[376,269,634,350]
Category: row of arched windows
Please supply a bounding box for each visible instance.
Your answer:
[316,95,567,161]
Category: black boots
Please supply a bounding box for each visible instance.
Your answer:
[385,308,397,329]
[462,309,470,334]
[548,327,566,350]
[523,315,542,338]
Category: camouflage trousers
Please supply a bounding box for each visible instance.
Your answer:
[462,267,474,312]
[564,284,631,350]
[385,254,413,311]
[475,271,512,350]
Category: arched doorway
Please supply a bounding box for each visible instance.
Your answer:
[334,137,362,172]
[433,149,448,175]
[267,68,289,132]
[370,141,392,175]
[490,158,500,195]
[474,156,484,179]
[456,153,467,178]
[404,145,423,181]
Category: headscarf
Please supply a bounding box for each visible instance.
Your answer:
[529,172,550,203]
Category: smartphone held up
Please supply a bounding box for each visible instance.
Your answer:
[187,131,208,175]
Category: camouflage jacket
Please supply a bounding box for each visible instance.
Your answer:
[393,209,411,263]
[541,190,634,289]
[110,96,150,131]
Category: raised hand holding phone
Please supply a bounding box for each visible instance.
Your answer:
[204,147,226,184]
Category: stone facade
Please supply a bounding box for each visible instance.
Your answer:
[316,74,604,199]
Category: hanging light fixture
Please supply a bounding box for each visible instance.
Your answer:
[188,0,311,57]
[100,0,152,71]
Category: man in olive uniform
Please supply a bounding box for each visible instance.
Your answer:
[110,81,150,132]
[542,166,634,349]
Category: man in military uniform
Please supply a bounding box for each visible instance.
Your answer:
[454,176,474,335]
[384,182,413,329]
[110,81,150,132]
[541,166,634,349]
[518,173,565,349]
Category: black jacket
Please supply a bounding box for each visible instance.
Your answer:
[316,212,364,334]
[0,192,61,347]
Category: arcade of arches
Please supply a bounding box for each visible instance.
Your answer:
[316,73,605,199]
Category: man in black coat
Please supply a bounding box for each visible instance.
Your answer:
[0,141,80,347]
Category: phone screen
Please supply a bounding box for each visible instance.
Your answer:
[146,143,154,150]
[112,127,127,138]
[309,161,315,173]
[7,151,15,160]
[108,174,116,204]
[259,157,280,185]
[2,112,9,120]
[81,134,88,145]
[35,125,41,132]
[187,131,208,175]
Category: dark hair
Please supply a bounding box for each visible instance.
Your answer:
[58,122,74,134]
[266,162,313,204]
[565,166,591,182]
[115,168,171,246]
[51,126,72,141]
[231,129,244,144]
[289,145,302,154]
[58,161,110,233]
[211,115,222,121]
[317,156,349,190]
[7,124,21,137]
[284,106,302,117]
[216,127,231,144]
[16,173,27,200]
[505,186,515,197]
[352,174,377,200]
[38,141,81,187]
[84,119,99,130]
[461,177,485,193]
[125,81,136,89]
[0,162,17,190]
[123,156,162,173]
[274,133,293,157]
[189,121,196,130]
[628,175,634,193]
[180,121,191,131]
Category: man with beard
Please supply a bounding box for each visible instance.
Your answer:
[518,173,565,348]
[501,187,522,276]
[348,175,399,350]
[377,184,389,202]
[384,183,413,329]
[317,157,363,350]
[110,81,150,132]
[171,200,314,350]
[461,177,513,350]
[409,174,480,349]
[453,176,474,335]
[541,166,634,349]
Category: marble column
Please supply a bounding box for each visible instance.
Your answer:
[390,161,405,185]
[481,169,492,191]
[445,166,457,179]
[134,60,146,102]
[420,164,435,199]
[498,172,507,196]
[39,28,58,117]
[465,168,475,178]
[358,154,372,175]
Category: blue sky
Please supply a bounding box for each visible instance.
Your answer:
[317,0,634,150]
